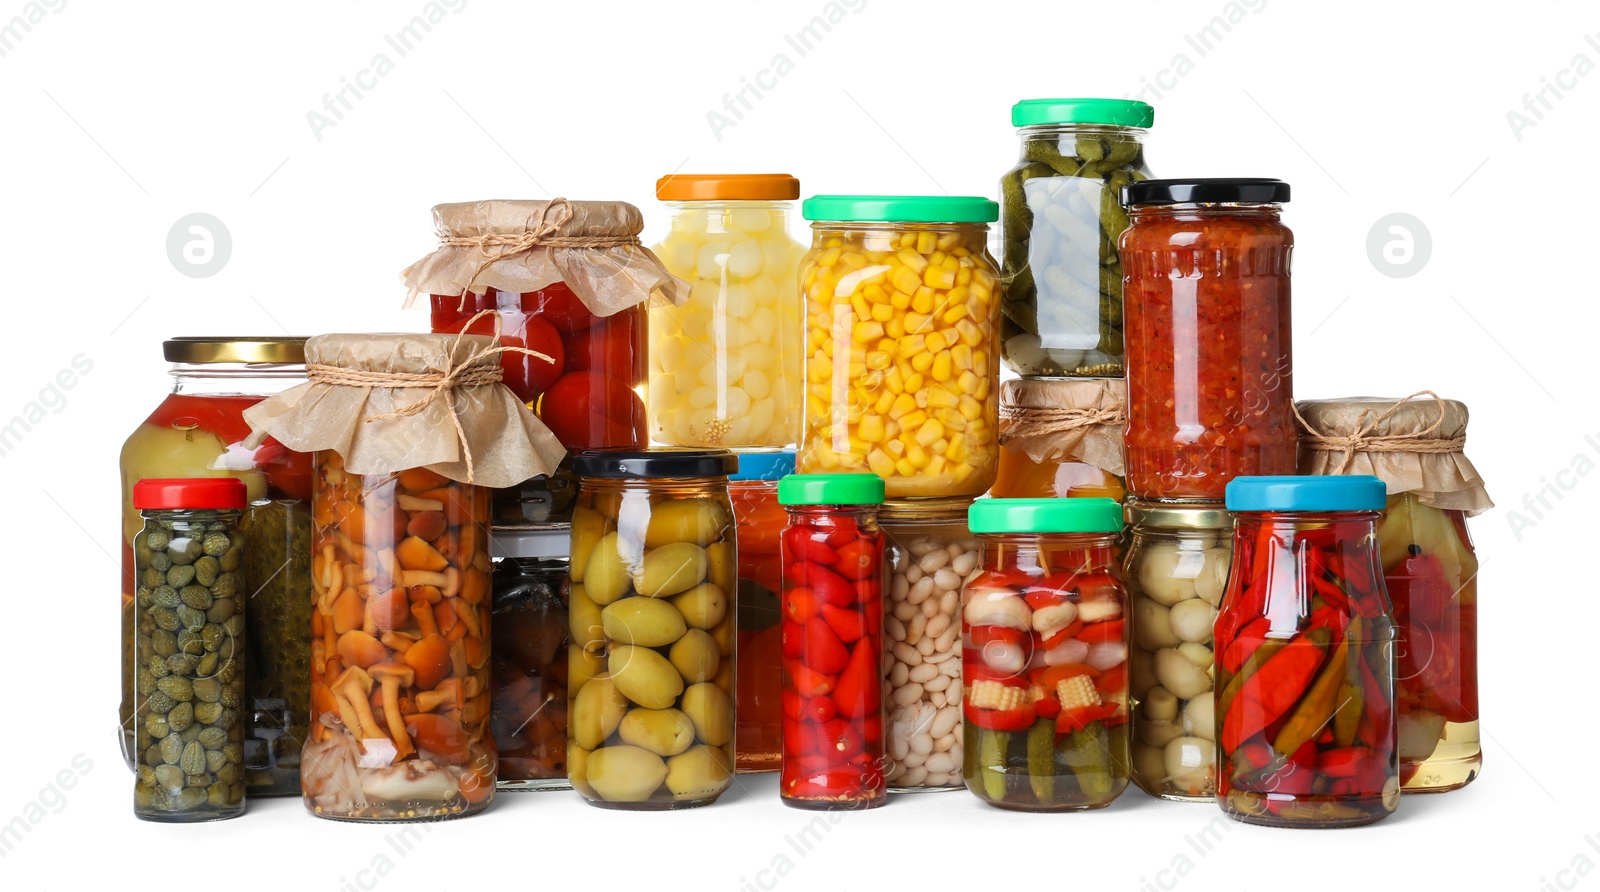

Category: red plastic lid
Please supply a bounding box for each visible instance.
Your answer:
[133,478,249,510]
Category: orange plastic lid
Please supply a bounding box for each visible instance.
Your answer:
[656,173,800,201]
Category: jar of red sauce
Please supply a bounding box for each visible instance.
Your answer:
[729,449,794,772]
[1119,179,1295,501]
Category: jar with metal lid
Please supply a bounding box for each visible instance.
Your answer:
[491,524,571,791]
[797,195,1002,499]
[880,497,979,792]
[1216,476,1398,828]
[1124,499,1230,801]
[728,448,795,772]
[567,449,739,809]
[650,174,805,448]
[130,478,249,821]
[118,336,311,797]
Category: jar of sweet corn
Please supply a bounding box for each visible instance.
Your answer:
[651,174,805,449]
[797,196,1002,499]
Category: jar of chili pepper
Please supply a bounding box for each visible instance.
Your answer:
[1216,476,1398,828]
[729,448,795,772]
[1120,179,1295,501]
[490,524,571,791]
[777,473,888,809]
[962,498,1130,811]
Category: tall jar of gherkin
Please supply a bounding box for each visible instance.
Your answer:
[999,99,1153,377]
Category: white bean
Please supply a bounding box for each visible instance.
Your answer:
[935,626,958,652]
[951,551,977,577]
[903,766,929,786]
[925,614,951,640]
[908,576,935,605]
[925,752,956,774]
[893,601,918,622]
[938,589,959,617]
[908,662,939,684]
[891,574,911,601]
[908,539,937,558]
[890,662,910,686]
[934,568,962,591]
[925,648,957,664]
[939,658,961,677]
[921,598,939,619]
[931,706,960,738]
[919,549,951,573]
[890,734,910,761]
[886,616,907,642]
[930,690,948,708]
[923,675,950,692]
[893,683,926,706]
[915,636,935,656]
[892,642,922,665]
[906,613,927,644]
[902,749,927,768]
[906,564,924,585]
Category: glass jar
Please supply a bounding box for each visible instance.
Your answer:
[567,449,739,809]
[994,377,1128,501]
[1120,179,1296,500]
[728,448,795,772]
[650,175,805,448]
[880,497,979,792]
[999,98,1154,377]
[962,498,1130,811]
[797,195,1002,499]
[130,478,249,821]
[118,336,311,796]
[777,474,888,809]
[1216,476,1398,828]
[302,452,496,821]
[490,524,571,791]
[1124,500,1231,801]
[992,453,1127,501]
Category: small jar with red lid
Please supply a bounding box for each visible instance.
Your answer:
[1119,179,1296,500]
[777,473,888,809]
[728,448,796,773]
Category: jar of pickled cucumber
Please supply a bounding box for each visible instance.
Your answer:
[994,377,1127,501]
[1000,98,1153,377]
[798,196,1002,499]
[728,448,795,772]
[567,449,739,809]
[650,174,805,448]
[1125,499,1231,802]
[491,524,571,791]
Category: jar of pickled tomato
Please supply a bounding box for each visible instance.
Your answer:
[798,196,1002,499]
[994,377,1127,501]
[651,174,805,448]
[728,448,795,772]
[491,524,572,791]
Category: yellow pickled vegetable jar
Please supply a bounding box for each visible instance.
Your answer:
[650,174,805,448]
[797,196,1002,499]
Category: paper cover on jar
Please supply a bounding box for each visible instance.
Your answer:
[401,198,690,315]
[999,377,1126,476]
[1294,393,1492,515]
[242,332,565,488]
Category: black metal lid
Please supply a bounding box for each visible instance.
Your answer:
[571,448,738,479]
[1123,178,1290,206]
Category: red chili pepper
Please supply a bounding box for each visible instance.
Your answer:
[1055,703,1116,734]
[785,660,834,698]
[1037,621,1083,650]
[819,718,865,760]
[969,568,1033,589]
[831,637,880,719]
[794,561,854,607]
[783,586,819,625]
[852,577,881,604]
[781,687,803,721]
[804,694,837,724]
[1253,739,1318,796]
[968,624,1027,648]
[1220,617,1271,674]
[1034,694,1061,720]
[1093,664,1127,696]
[783,528,839,565]
[963,700,1036,732]
[1220,629,1330,752]
[1233,740,1274,774]
[820,603,865,643]
[802,618,850,674]
[1077,618,1125,644]
[1023,587,1068,611]
[782,713,808,758]
[831,539,878,580]
[1355,645,1392,750]
[781,619,803,659]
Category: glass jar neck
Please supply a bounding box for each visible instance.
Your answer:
[1018,123,1145,151]
[667,200,792,231]
[786,504,878,522]
[809,221,988,238]
[141,507,242,524]
[1129,203,1282,221]
[170,362,306,397]
[579,477,729,496]
[1235,510,1379,530]
[978,532,1120,571]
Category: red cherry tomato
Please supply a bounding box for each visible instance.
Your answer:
[498,315,565,405]
[520,282,598,333]
[566,310,644,384]
[536,371,645,450]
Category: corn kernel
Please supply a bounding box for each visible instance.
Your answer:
[866,350,891,370]
[896,248,929,273]
[924,331,948,354]
[916,231,937,254]
[958,394,981,420]
[874,390,895,414]
[945,433,966,458]
[858,414,885,442]
[928,389,959,410]
[905,442,930,468]
[886,439,905,457]
[942,303,968,325]
[899,410,927,431]
[911,289,935,315]
[888,393,917,419]
[884,317,906,339]
[931,437,949,455]
[952,344,973,372]
[851,294,871,322]
[895,458,917,477]
[818,247,842,267]
[926,455,946,477]
[853,321,885,343]
[868,449,896,477]
[870,302,894,323]
[930,352,952,383]
[916,419,945,447]
[903,373,925,394]
[956,267,972,286]
[840,251,868,270]
[910,352,933,372]
[884,366,904,395]
[889,289,911,311]
[956,318,983,347]
[905,312,932,333]
[956,371,979,395]
[891,266,921,295]
[924,265,957,290]
[899,334,927,356]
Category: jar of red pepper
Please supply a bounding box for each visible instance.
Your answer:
[1216,476,1398,828]
[777,473,888,809]
[1120,179,1295,501]
[962,498,1130,811]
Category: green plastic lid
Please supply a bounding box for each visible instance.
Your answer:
[778,473,885,506]
[801,195,998,224]
[1011,98,1154,129]
[968,498,1124,534]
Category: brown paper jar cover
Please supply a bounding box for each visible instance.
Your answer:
[999,377,1126,477]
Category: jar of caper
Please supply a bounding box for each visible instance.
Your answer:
[131,478,249,822]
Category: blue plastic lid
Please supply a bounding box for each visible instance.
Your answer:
[730,448,796,482]
[1225,476,1387,513]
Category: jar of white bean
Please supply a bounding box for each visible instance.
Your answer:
[1124,500,1231,801]
[880,498,979,791]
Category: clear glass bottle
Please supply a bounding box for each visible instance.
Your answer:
[728,448,795,772]
[491,524,572,791]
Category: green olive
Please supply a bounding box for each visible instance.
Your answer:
[644,499,730,548]
[634,542,707,598]
[664,745,732,801]
[679,682,734,747]
[568,585,605,649]
[584,532,634,605]
[618,708,696,757]
[568,743,595,798]
[706,539,735,590]
[669,583,727,630]
[669,629,720,683]
[608,645,684,709]
[570,644,604,693]
[601,597,688,648]
[568,507,607,584]
[585,745,668,802]
[570,673,629,750]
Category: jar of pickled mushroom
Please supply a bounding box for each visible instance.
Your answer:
[119,337,311,798]
[880,497,979,792]
[243,332,565,821]
[131,478,249,821]
[650,174,805,448]
[962,498,1130,811]
[994,377,1127,501]
[777,473,888,809]
[1120,179,1295,501]
[490,524,571,791]
[567,449,739,809]
[797,195,1002,499]
[1125,499,1231,801]
[1216,476,1398,828]
[1296,394,1491,793]
[1000,98,1153,377]
[403,198,690,523]
[729,448,795,772]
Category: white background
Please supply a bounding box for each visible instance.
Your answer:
[0,0,1592,889]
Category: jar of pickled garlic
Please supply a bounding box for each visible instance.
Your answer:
[1000,98,1153,377]
[729,448,795,772]
[650,174,805,448]
[1120,179,1295,501]
[962,498,1130,811]
[1216,476,1398,828]
[130,478,249,821]
[119,337,311,798]
[994,377,1127,501]
[490,524,571,791]
[1125,499,1231,802]
[880,497,979,792]
[798,196,1002,499]
[567,450,739,809]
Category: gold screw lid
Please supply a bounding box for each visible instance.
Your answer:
[163,337,308,364]
[1125,498,1231,530]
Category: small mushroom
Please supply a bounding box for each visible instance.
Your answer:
[333,666,381,749]
[370,662,417,759]
[415,678,462,713]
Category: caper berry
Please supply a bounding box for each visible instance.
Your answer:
[150,551,172,573]
[180,584,212,610]
[174,787,207,810]
[167,702,194,732]
[159,734,183,765]
[146,714,170,739]
[152,607,181,631]
[141,567,167,588]
[201,624,224,652]
[177,629,204,656]
[193,677,221,703]
[194,701,223,725]
[205,597,234,623]
[136,586,155,609]
[146,529,172,551]
[147,656,170,679]
[202,531,231,556]
[168,538,202,566]
[146,691,175,714]
[151,630,177,658]
[166,653,198,676]
[166,564,195,588]
[196,651,218,677]
[156,676,193,701]
[210,572,239,598]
